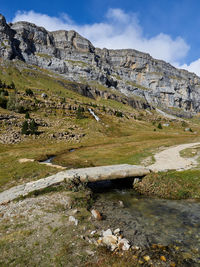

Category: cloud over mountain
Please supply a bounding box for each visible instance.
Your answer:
[13,8,200,76]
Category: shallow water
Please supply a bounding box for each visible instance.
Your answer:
[91,182,200,264]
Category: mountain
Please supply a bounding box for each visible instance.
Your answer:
[0,13,200,117]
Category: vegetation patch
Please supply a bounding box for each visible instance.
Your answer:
[134,170,200,199]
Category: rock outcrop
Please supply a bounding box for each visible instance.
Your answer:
[1,14,200,115]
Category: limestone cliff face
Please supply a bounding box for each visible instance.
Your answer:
[1,14,200,114]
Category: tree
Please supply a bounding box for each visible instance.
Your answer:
[21,121,29,135]
[25,112,30,119]
[0,96,7,109]
[76,105,85,119]
[10,82,15,89]
[29,119,38,135]
[157,123,163,129]
[25,88,33,96]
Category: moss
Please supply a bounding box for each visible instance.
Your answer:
[65,59,90,67]
[126,81,150,91]
[36,53,52,59]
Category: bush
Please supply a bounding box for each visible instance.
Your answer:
[7,82,15,89]
[76,105,85,119]
[115,111,123,117]
[0,96,8,109]
[17,105,26,114]
[21,121,29,135]
[21,119,38,135]
[25,112,30,119]
[7,94,17,111]
[25,88,33,96]
[157,123,163,129]
[29,119,38,134]
[0,89,9,96]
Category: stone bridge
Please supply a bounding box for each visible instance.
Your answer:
[0,164,150,204]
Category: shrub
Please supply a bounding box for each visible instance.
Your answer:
[0,89,9,96]
[9,82,15,89]
[157,123,163,129]
[25,88,33,96]
[76,105,85,119]
[25,112,30,119]
[17,105,26,114]
[21,120,29,135]
[115,111,123,117]
[7,94,17,111]
[0,96,8,109]
[181,121,188,127]
[29,119,38,135]
[21,119,38,135]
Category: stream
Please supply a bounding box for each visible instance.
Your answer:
[90,180,200,265]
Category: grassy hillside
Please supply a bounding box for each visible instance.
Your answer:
[0,59,200,192]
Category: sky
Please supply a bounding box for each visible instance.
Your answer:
[1,0,200,75]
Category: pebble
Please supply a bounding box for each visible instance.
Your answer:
[114,228,121,235]
[118,238,130,251]
[102,229,112,236]
[90,230,97,235]
[160,255,167,262]
[143,255,150,262]
[119,200,124,208]
[69,215,78,226]
[91,209,102,220]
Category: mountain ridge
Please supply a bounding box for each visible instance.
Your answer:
[1,13,200,116]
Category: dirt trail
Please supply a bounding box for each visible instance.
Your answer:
[149,142,200,172]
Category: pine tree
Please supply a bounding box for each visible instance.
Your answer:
[29,119,38,134]
[21,121,29,135]
[25,112,30,119]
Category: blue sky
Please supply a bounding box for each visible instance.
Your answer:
[1,0,200,75]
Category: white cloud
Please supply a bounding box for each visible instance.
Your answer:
[177,59,200,76]
[13,9,191,70]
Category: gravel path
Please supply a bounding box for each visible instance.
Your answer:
[149,142,200,172]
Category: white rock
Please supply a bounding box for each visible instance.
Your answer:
[69,215,78,226]
[102,235,118,247]
[90,230,96,235]
[71,209,78,215]
[91,209,102,220]
[132,245,140,250]
[102,229,112,236]
[119,200,124,207]
[114,228,121,235]
[118,238,130,251]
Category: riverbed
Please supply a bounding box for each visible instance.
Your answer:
[90,182,200,265]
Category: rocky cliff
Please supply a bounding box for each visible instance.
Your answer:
[1,14,200,115]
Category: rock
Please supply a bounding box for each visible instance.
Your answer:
[102,235,118,251]
[113,228,121,235]
[160,255,167,262]
[119,200,124,208]
[91,209,102,220]
[19,158,35,163]
[102,229,112,236]
[90,230,97,235]
[41,93,48,99]
[71,209,78,215]
[0,14,200,116]
[118,238,130,251]
[133,178,140,185]
[69,215,78,226]
[184,128,191,132]
[132,245,140,250]
[143,255,150,262]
